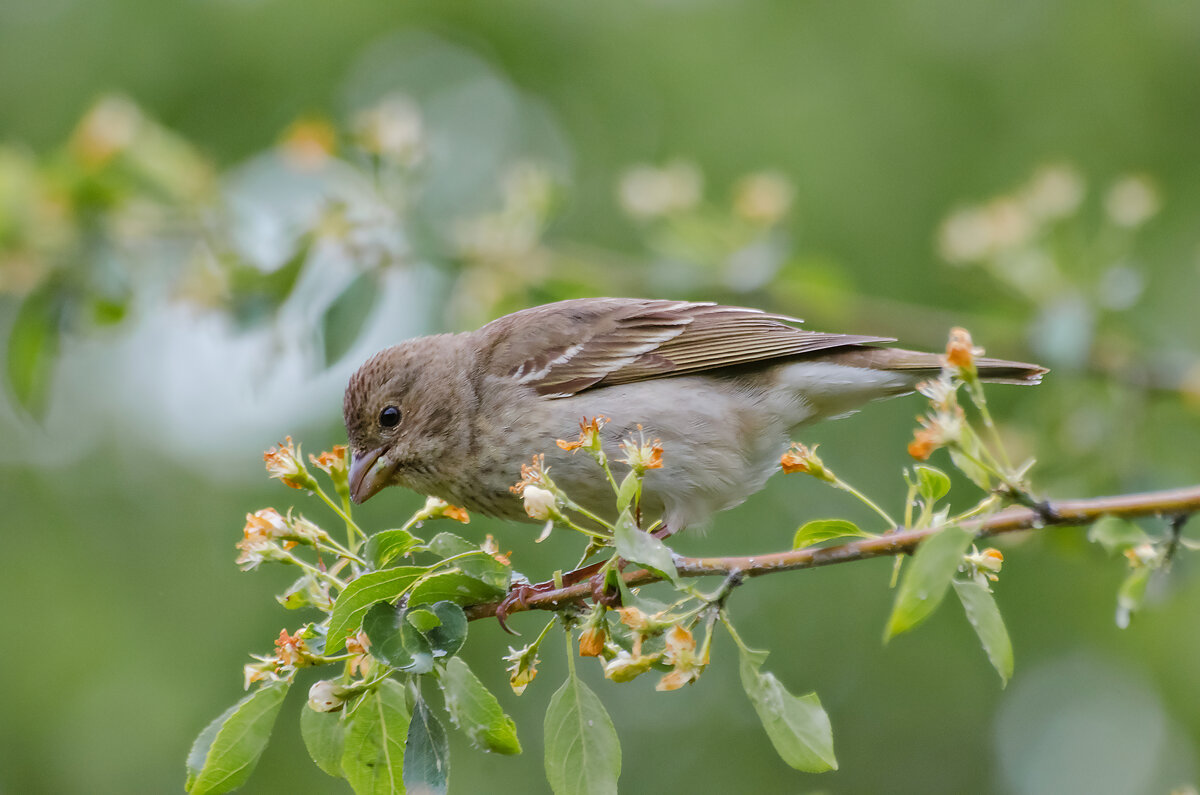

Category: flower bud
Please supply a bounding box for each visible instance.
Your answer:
[964,546,1005,589]
[1123,542,1160,568]
[603,650,658,683]
[522,485,558,521]
[415,495,471,524]
[579,626,607,657]
[307,680,349,713]
[503,643,540,695]
[242,661,278,690]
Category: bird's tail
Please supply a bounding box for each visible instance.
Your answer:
[826,347,1048,386]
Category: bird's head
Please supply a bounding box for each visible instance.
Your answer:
[343,335,471,504]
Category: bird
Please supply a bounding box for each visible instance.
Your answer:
[343,298,1045,533]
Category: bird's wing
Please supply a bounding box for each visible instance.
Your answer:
[478,298,894,398]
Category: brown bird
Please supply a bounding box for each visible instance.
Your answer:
[343,298,1045,532]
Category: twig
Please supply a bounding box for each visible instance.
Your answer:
[464,484,1200,622]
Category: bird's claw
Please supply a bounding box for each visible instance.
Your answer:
[495,582,547,635]
[590,566,623,607]
[494,559,616,633]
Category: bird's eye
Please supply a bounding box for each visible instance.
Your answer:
[379,406,401,428]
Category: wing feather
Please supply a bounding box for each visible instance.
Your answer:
[476,298,895,398]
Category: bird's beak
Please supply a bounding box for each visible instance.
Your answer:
[349,447,395,504]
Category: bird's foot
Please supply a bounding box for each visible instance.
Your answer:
[494,561,608,634]
[590,564,624,608]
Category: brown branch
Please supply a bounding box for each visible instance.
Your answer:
[464,484,1200,622]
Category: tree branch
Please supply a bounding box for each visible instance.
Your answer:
[465,484,1200,622]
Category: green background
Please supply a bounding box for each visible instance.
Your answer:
[2,1,1199,793]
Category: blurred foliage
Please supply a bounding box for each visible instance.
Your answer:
[2,2,1200,794]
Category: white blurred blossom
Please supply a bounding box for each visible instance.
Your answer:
[1097,264,1144,311]
[733,171,794,225]
[938,199,1033,263]
[1021,164,1084,221]
[1105,175,1160,228]
[617,160,703,220]
[354,94,424,165]
[71,95,142,165]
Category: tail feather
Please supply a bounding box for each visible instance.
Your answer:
[824,347,1048,385]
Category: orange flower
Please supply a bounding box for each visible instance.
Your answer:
[279,117,337,171]
[579,626,607,657]
[780,442,835,482]
[945,327,984,375]
[236,508,290,570]
[444,505,470,524]
[308,445,348,477]
[264,437,313,489]
[510,454,551,495]
[619,426,664,474]
[274,629,309,668]
[415,496,471,524]
[616,606,655,634]
[482,534,511,566]
[907,428,941,461]
[657,624,705,692]
[557,416,609,452]
[345,632,372,678]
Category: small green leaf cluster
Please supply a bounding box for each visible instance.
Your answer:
[187,448,521,795]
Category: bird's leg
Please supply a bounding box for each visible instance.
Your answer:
[589,524,677,606]
[495,525,677,633]
[495,560,607,634]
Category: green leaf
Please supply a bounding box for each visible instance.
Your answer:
[1088,516,1152,556]
[407,570,506,607]
[416,601,468,661]
[363,602,434,674]
[439,657,522,755]
[792,519,869,549]
[405,696,450,795]
[301,707,345,778]
[277,575,314,610]
[6,284,63,418]
[1115,566,1152,629]
[342,679,410,795]
[952,579,1014,686]
[185,679,290,794]
[615,471,641,512]
[227,238,309,328]
[612,510,678,585]
[407,608,442,633]
[544,668,620,795]
[327,566,426,653]
[737,647,837,773]
[429,532,511,591]
[366,529,423,569]
[949,430,992,490]
[885,525,976,640]
[915,465,951,503]
[323,271,379,366]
